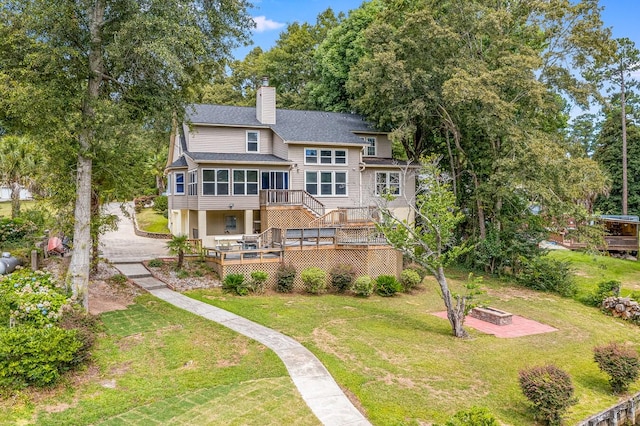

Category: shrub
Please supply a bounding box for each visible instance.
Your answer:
[400,269,422,292]
[148,258,164,268]
[301,267,327,294]
[518,365,577,425]
[375,274,402,297]
[404,262,428,280]
[515,256,575,297]
[582,280,621,307]
[108,274,128,286]
[0,217,38,244]
[352,276,374,297]
[0,270,71,327]
[594,342,640,393]
[176,269,189,279]
[222,273,248,296]
[248,271,268,294]
[329,264,356,293]
[0,326,83,388]
[58,306,100,366]
[152,195,168,215]
[443,406,499,426]
[276,263,296,293]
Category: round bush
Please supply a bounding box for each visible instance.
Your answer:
[352,276,374,297]
[400,269,421,292]
[222,273,248,296]
[445,406,499,426]
[276,263,296,293]
[301,267,327,294]
[375,275,402,297]
[594,342,640,393]
[518,364,576,425]
[0,326,83,388]
[329,264,356,293]
[516,256,575,297]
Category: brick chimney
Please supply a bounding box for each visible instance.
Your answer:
[256,76,276,124]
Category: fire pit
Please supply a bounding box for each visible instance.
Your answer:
[469,307,513,326]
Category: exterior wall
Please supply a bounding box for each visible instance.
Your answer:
[188,126,272,155]
[272,133,288,160]
[356,132,392,158]
[287,144,363,210]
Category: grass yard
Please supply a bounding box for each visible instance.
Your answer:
[136,208,169,233]
[188,269,640,425]
[0,200,36,218]
[549,249,640,298]
[0,295,318,426]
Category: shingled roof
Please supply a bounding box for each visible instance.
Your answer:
[186,104,380,145]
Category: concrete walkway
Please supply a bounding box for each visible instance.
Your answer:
[104,207,370,426]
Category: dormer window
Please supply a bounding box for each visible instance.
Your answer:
[362,136,376,156]
[246,131,259,152]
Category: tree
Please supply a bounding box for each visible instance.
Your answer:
[0,0,252,308]
[0,135,40,218]
[376,157,469,338]
[166,234,191,270]
[589,38,640,215]
[344,0,610,272]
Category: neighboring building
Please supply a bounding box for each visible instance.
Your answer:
[164,79,414,285]
[0,186,32,202]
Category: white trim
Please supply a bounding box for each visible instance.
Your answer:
[305,147,348,166]
[202,168,230,196]
[305,170,348,197]
[375,171,401,196]
[246,130,260,152]
[174,171,185,195]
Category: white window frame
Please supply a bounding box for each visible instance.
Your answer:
[246,130,259,152]
[306,147,348,165]
[304,148,318,164]
[187,170,197,196]
[375,171,401,196]
[305,171,348,196]
[361,137,376,156]
[174,172,185,195]
[233,169,259,195]
[202,168,230,196]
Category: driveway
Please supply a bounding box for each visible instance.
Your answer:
[99,202,170,263]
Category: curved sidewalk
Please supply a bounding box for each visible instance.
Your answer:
[113,263,370,426]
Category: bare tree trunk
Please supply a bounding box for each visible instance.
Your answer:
[67,1,104,309]
[436,266,468,338]
[621,70,628,215]
[472,173,486,239]
[10,181,20,219]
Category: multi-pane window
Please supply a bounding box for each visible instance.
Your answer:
[246,131,259,152]
[233,170,259,195]
[305,148,318,164]
[174,172,185,195]
[305,171,347,196]
[362,137,376,156]
[375,172,401,196]
[188,170,198,196]
[202,169,229,195]
[306,148,347,165]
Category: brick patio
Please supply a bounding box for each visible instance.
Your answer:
[433,311,558,338]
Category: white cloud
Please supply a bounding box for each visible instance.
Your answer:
[252,15,285,33]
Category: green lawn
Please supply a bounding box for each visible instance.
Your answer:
[549,249,640,298]
[5,252,640,425]
[136,208,169,233]
[0,295,318,426]
[0,200,36,218]
[187,269,640,425]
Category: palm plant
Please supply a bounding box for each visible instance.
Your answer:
[0,135,41,218]
[166,234,191,269]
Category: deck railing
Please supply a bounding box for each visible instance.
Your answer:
[309,207,380,228]
[259,190,325,217]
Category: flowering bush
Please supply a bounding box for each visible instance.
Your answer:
[0,270,71,327]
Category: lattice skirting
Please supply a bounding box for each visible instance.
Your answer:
[208,247,402,292]
[261,206,316,230]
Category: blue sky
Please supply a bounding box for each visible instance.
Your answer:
[238,0,640,59]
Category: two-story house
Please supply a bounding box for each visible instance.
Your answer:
[165,78,414,283]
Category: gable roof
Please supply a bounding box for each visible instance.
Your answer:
[187,104,380,145]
